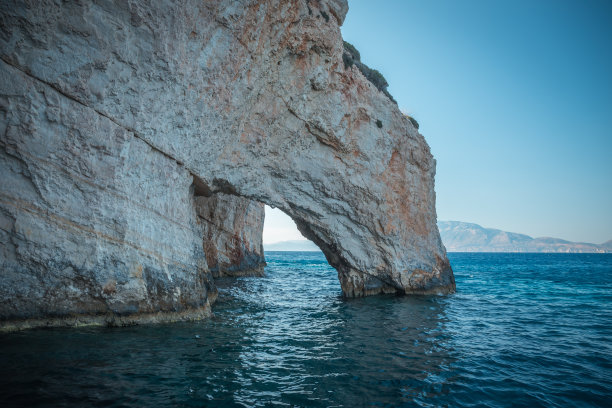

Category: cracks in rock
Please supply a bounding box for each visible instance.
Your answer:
[304,121,341,150]
[192,175,213,197]
[0,192,197,268]
[0,56,202,183]
[271,89,303,123]
[196,213,234,236]
[272,89,346,153]
[0,140,45,202]
[213,18,250,51]
[211,178,238,195]
[2,141,198,233]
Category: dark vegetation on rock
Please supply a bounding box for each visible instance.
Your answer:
[406,115,419,129]
[342,41,397,104]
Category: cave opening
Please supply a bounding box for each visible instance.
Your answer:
[262,205,320,252]
[190,175,341,292]
[258,206,341,296]
[261,205,339,292]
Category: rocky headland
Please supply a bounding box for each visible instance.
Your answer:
[0,0,454,331]
[439,221,612,253]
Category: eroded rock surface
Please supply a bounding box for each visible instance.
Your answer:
[0,59,216,328]
[0,0,454,329]
[196,194,266,278]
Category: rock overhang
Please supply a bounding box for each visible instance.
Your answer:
[0,0,454,330]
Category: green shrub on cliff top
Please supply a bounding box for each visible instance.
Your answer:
[405,115,419,130]
[342,41,396,104]
[343,41,360,60]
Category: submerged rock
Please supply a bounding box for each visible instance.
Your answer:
[0,0,454,330]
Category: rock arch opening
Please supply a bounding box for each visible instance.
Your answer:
[188,169,454,299]
[191,177,266,278]
[262,205,320,252]
[0,0,455,331]
[190,175,354,293]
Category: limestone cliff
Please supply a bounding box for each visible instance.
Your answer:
[0,0,454,330]
[196,194,266,277]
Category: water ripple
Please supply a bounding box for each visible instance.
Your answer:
[0,252,610,407]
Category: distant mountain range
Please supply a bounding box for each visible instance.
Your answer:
[438,221,612,253]
[264,240,321,252]
[264,222,611,253]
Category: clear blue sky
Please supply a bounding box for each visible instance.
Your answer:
[338,0,612,244]
[264,0,612,245]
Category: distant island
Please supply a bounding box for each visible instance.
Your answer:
[265,222,612,253]
[264,240,321,252]
[438,221,612,253]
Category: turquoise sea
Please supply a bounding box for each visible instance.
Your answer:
[1,252,611,407]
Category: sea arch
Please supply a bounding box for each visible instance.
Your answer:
[0,0,453,330]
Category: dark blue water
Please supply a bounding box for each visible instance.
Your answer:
[1,252,611,407]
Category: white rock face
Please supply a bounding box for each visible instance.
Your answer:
[0,60,216,327]
[0,0,454,329]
